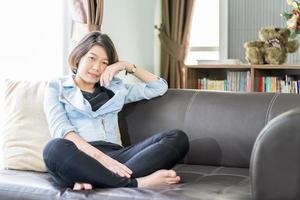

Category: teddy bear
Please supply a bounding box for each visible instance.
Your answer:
[244,27,299,64]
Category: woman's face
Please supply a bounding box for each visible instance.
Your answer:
[75,45,109,84]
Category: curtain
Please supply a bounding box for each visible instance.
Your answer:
[70,0,104,41]
[159,0,195,88]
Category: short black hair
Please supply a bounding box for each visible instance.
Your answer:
[68,31,119,74]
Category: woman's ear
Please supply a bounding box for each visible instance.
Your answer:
[72,67,78,74]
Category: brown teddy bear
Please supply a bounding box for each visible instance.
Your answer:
[244,27,299,64]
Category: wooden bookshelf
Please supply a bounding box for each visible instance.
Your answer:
[184,64,300,93]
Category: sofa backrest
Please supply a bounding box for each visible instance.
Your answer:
[119,90,300,168]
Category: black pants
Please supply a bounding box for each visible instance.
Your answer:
[43,129,189,188]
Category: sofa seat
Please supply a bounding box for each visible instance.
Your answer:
[0,164,250,200]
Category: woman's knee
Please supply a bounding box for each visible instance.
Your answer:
[43,138,76,162]
[168,129,190,155]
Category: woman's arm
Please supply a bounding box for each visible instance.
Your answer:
[64,131,104,159]
[43,80,78,138]
[124,62,159,83]
[64,130,133,178]
[99,61,168,104]
[100,61,163,86]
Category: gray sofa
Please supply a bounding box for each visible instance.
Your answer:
[1,89,300,200]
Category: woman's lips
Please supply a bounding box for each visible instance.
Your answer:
[88,72,99,78]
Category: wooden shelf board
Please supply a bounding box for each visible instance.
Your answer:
[186,64,250,69]
[186,64,300,70]
[252,65,300,69]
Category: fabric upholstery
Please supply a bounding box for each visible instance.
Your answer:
[1,79,50,172]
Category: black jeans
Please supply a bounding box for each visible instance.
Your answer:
[43,129,189,188]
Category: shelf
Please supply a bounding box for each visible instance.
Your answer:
[184,63,300,93]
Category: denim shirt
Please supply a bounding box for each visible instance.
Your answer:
[43,74,168,146]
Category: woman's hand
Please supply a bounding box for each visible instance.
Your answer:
[99,61,133,86]
[65,132,133,178]
[96,152,133,178]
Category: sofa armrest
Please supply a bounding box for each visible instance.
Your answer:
[250,107,300,200]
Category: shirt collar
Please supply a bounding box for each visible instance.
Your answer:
[62,74,76,88]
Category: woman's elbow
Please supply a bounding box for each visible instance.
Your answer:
[159,79,168,96]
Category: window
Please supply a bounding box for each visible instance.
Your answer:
[185,0,228,65]
[0,0,65,81]
[0,1,66,157]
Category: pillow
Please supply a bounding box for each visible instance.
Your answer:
[0,79,51,172]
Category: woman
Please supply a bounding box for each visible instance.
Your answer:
[43,31,189,190]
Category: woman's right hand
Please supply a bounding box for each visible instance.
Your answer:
[95,152,133,178]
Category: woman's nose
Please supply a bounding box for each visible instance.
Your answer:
[91,65,99,71]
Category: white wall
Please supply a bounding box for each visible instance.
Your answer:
[101,0,161,82]
[154,0,162,76]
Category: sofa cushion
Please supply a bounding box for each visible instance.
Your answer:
[0,79,50,172]
[0,164,251,200]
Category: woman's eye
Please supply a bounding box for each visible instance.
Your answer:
[103,62,108,65]
[88,57,94,61]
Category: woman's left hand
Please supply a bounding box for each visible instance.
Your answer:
[100,61,131,86]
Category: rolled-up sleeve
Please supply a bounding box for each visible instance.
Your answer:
[124,77,168,104]
[43,80,78,138]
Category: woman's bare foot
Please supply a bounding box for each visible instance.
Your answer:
[73,182,93,190]
[136,169,180,187]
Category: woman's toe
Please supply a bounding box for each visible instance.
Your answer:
[83,183,93,190]
[73,182,83,190]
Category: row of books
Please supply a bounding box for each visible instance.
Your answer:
[259,75,300,93]
[196,72,300,93]
[196,71,251,92]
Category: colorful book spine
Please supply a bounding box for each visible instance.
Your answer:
[196,70,251,92]
[258,75,300,93]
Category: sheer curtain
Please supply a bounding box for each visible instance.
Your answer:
[0,1,65,165]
